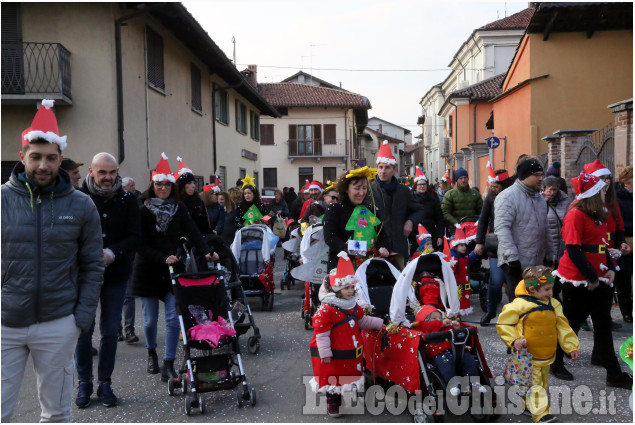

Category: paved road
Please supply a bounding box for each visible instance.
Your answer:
[10,247,633,422]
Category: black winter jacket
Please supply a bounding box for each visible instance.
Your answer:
[409,191,444,249]
[81,181,140,283]
[1,165,104,332]
[131,201,211,300]
[181,193,212,234]
[615,183,633,237]
[369,177,422,260]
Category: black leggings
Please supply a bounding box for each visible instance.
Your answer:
[555,282,621,375]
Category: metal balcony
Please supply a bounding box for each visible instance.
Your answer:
[288,138,348,159]
[2,42,72,105]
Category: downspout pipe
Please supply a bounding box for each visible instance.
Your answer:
[211,81,244,173]
[115,3,165,164]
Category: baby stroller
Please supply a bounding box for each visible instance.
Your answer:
[280,222,302,290]
[169,266,256,416]
[362,253,497,422]
[230,224,278,311]
[179,236,262,355]
[290,223,329,330]
[457,215,491,313]
[355,257,402,322]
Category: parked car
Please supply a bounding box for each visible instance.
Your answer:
[260,187,277,207]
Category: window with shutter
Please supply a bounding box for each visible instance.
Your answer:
[1,3,24,94]
[263,168,277,187]
[313,124,322,155]
[250,111,260,140]
[146,27,165,91]
[190,63,202,113]
[288,124,297,155]
[214,85,229,124]
[323,167,336,183]
[324,124,336,144]
[235,100,247,134]
[260,124,274,145]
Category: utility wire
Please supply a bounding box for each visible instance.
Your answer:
[239,64,489,72]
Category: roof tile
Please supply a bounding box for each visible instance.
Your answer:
[480,7,535,30]
[448,73,506,100]
[258,83,371,109]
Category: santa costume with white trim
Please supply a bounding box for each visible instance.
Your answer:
[309,252,383,395]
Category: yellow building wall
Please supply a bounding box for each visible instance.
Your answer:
[504,36,531,90]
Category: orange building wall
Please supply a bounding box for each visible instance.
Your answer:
[529,30,633,141]
[491,84,532,173]
[477,156,489,193]
[503,36,531,90]
[475,103,494,144]
[456,104,471,151]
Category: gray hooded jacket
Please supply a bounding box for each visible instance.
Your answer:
[494,179,554,269]
[1,165,104,332]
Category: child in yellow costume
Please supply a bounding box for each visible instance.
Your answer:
[497,266,579,423]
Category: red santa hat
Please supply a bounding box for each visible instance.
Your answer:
[416,224,432,243]
[572,171,605,201]
[21,99,67,151]
[451,223,468,247]
[441,170,451,183]
[443,236,452,260]
[173,156,193,181]
[203,176,221,193]
[152,152,175,183]
[308,180,324,192]
[583,159,611,178]
[376,140,397,165]
[414,166,427,183]
[329,251,357,291]
[301,179,311,194]
[486,161,510,186]
[415,304,442,323]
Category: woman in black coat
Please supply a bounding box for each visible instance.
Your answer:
[177,172,212,234]
[408,177,444,252]
[233,185,269,230]
[323,170,388,270]
[615,166,633,323]
[130,179,217,382]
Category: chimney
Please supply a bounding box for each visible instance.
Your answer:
[241,65,258,88]
[378,123,383,134]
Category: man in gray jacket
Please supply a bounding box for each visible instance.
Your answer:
[494,157,554,298]
[1,100,103,422]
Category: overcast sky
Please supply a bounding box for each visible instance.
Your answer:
[183,0,528,141]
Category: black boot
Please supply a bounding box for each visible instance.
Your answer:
[550,361,573,381]
[147,349,160,374]
[480,312,495,326]
[161,359,179,382]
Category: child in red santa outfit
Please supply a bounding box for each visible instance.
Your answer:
[412,305,485,396]
[449,224,480,316]
[309,251,384,417]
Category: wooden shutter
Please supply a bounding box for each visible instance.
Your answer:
[289,125,297,155]
[190,63,201,112]
[260,124,274,145]
[146,27,164,90]
[1,3,23,94]
[324,124,336,144]
[313,124,322,155]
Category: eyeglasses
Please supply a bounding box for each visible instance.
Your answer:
[154,182,171,188]
[532,172,545,178]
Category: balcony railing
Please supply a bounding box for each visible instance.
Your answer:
[288,139,347,158]
[2,42,72,104]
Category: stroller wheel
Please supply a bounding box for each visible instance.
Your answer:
[250,387,257,407]
[236,388,245,407]
[248,336,260,354]
[198,394,206,414]
[184,394,193,415]
[168,378,176,396]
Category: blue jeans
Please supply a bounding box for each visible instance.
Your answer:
[75,281,128,384]
[141,293,179,361]
[433,351,479,387]
[487,257,508,314]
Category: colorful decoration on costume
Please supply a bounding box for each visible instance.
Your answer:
[324,180,336,191]
[241,173,256,188]
[242,204,263,226]
[345,205,381,247]
[620,336,633,371]
[403,174,414,187]
[346,166,377,181]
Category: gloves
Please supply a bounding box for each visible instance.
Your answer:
[103,248,115,267]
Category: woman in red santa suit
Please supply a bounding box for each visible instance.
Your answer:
[309,252,384,417]
[552,172,631,389]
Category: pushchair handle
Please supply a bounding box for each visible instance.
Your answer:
[225,280,243,290]
[419,327,475,344]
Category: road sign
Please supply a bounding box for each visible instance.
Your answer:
[486,136,501,149]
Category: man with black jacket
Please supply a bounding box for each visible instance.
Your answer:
[1,100,104,422]
[75,152,140,408]
[369,141,422,262]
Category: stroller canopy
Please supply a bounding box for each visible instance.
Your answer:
[230,224,278,264]
[389,252,460,327]
[354,258,402,312]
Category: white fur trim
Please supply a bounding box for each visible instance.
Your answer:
[23,131,67,151]
[212,186,221,193]
[459,307,473,316]
[337,251,350,261]
[152,173,176,183]
[177,156,182,162]
[599,263,608,271]
[414,175,427,182]
[310,375,364,395]
[308,184,323,191]
[41,99,55,109]
[576,179,605,200]
[591,168,611,178]
[177,168,192,176]
[161,152,168,160]
[376,156,397,165]
[451,238,468,248]
[333,274,357,291]
[552,270,608,287]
